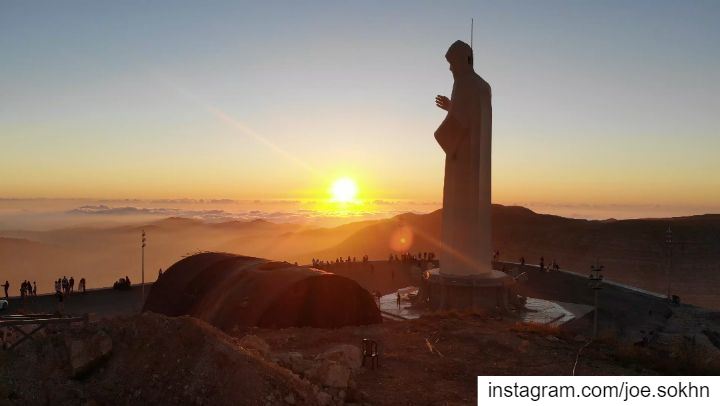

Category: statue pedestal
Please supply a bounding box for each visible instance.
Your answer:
[425,268,514,312]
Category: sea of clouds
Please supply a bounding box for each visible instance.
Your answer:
[0,198,439,231]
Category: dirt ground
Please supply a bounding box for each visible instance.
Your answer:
[4,310,717,405]
[0,313,316,405]
[234,312,656,406]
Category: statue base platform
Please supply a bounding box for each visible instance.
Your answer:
[424,268,515,312]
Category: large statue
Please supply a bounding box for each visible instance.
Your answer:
[434,40,492,277]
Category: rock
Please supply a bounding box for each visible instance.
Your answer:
[277,351,314,376]
[238,335,271,358]
[316,344,362,371]
[69,331,113,378]
[310,360,351,388]
[316,391,332,406]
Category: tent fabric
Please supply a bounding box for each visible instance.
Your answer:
[144,253,381,329]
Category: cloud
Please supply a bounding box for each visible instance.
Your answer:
[64,204,408,226]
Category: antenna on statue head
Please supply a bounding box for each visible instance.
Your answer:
[469,18,474,67]
[470,18,474,51]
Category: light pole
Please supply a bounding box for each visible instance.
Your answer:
[141,229,146,303]
[665,226,672,301]
[589,262,604,339]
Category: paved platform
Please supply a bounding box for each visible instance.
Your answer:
[521,298,594,326]
[378,286,594,326]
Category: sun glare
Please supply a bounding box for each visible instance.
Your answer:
[330,178,358,203]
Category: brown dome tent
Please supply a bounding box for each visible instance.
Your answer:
[143,253,382,330]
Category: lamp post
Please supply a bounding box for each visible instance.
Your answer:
[665,226,672,301]
[141,230,146,303]
[589,262,604,339]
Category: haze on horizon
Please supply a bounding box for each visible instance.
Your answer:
[2,0,719,221]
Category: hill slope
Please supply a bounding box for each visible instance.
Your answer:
[307,205,720,308]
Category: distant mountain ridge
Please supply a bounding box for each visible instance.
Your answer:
[307,205,720,309]
[1,205,719,308]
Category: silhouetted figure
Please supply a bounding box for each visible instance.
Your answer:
[79,277,86,293]
[520,256,525,266]
[539,256,545,272]
[69,276,75,293]
[3,281,8,299]
[435,40,493,276]
[55,289,64,314]
[32,281,37,296]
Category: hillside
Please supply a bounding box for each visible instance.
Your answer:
[2,205,719,309]
[307,205,720,309]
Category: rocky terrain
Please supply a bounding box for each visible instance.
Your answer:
[0,313,315,405]
[3,309,719,405]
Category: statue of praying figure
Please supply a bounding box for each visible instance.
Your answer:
[434,40,492,277]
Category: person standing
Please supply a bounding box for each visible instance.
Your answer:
[56,288,64,314]
[3,280,8,299]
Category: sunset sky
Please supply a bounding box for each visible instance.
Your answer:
[2,0,719,221]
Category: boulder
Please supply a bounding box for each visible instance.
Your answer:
[277,352,314,376]
[316,344,362,371]
[69,331,113,378]
[309,360,351,388]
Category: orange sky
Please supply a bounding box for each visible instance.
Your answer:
[2,1,719,219]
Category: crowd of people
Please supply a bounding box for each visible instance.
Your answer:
[54,276,84,296]
[388,251,436,263]
[310,249,563,273]
[19,280,37,299]
[113,276,132,290]
[311,255,369,268]
[311,251,438,271]
[0,277,87,300]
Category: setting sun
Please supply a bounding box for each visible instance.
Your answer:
[330,178,358,203]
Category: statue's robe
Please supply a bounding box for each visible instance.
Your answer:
[434,71,492,276]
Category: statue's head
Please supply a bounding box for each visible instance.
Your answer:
[445,40,473,75]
